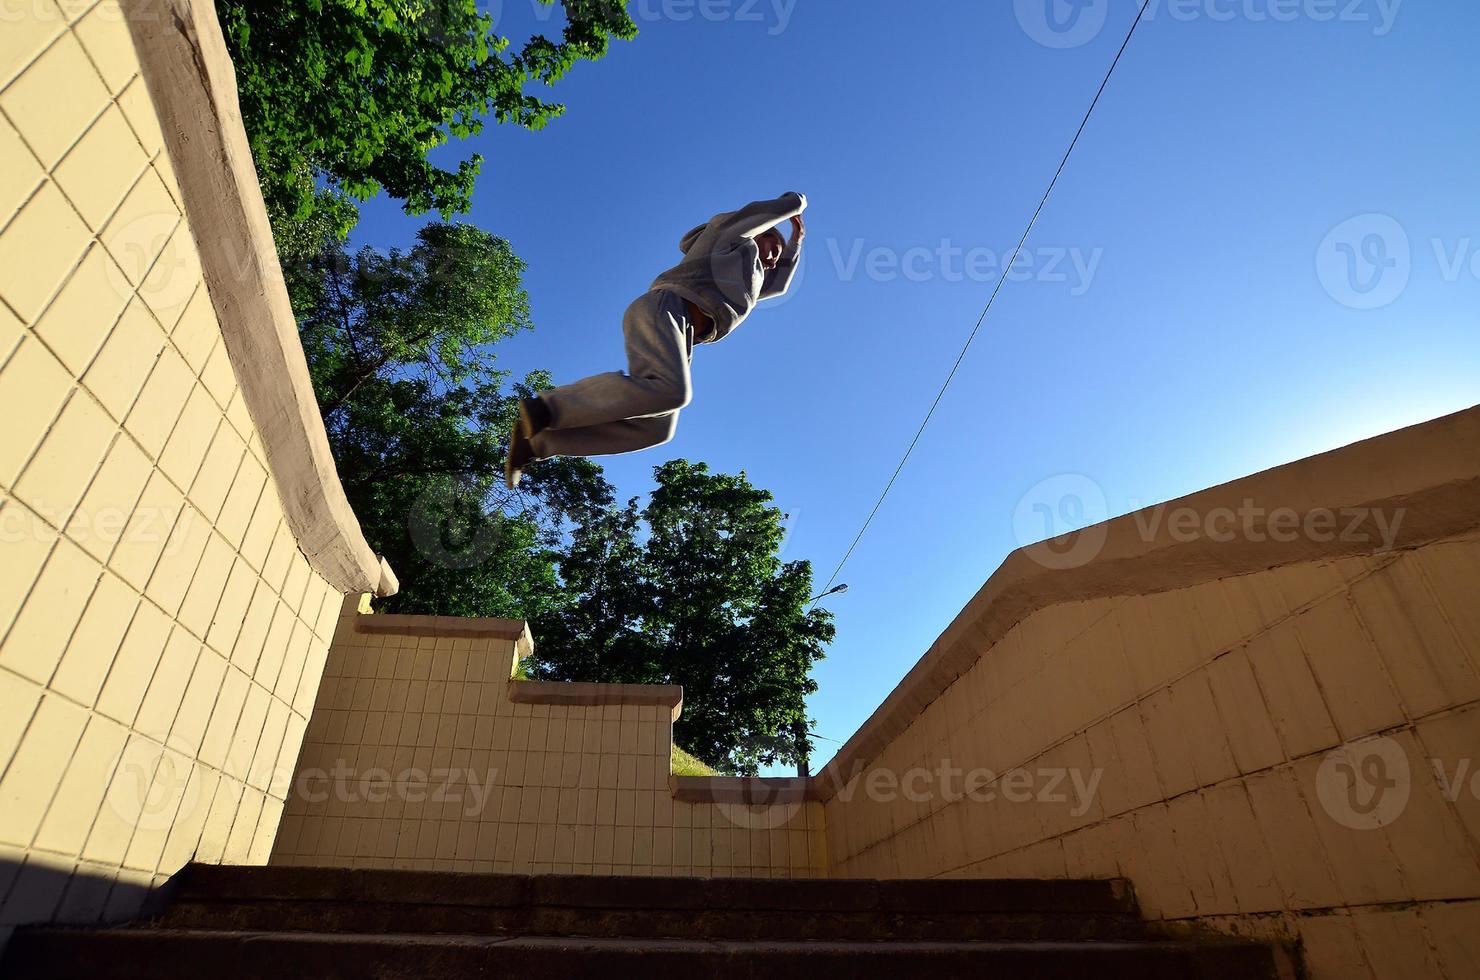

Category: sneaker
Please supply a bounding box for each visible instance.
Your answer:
[504,421,532,489]
[504,398,551,489]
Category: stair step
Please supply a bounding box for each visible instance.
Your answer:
[162,870,1136,947]
[0,867,1287,977]
[156,897,1144,942]
[3,928,1284,980]
[169,864,1139,914]
[158,865,1144,942]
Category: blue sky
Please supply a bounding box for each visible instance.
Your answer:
[353,0,1480,770]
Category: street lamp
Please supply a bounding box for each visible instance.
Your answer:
[809,583,848,603]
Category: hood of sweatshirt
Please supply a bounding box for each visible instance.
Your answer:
[678,221,711,254]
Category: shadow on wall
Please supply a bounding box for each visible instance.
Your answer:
[0,858,164,955]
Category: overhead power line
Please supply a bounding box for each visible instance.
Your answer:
[813,0,1154,604]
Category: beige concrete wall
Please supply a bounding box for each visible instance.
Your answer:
[276,612,827,877]
[0,0,346,937]
[819,409,1480,978]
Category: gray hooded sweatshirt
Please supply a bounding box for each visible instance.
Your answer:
[649,191,807,345]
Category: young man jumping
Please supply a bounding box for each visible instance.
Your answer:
[505,191,808,487]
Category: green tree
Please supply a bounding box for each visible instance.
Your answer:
[216,0,636,261]
[533,460,835,775]
[296,221,612,618]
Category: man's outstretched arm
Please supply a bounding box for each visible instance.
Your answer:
[711,190,808,245]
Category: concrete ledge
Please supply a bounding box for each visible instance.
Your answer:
[817,405,1480,801]
[355,614,529,641]
[122,0,394,596]
[508,681,683,721]
[354,614,533,664]
[672,776,820,804]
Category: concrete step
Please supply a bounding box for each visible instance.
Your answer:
[157,896,1147,943]
[170,864,1141,914]
[154,865,1146,942]
[3,928,1284,980]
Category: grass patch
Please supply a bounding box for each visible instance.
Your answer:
[671,744,716,776]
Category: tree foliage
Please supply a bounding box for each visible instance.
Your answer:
[216,0,637,257]
[296,222,612,620]
[533,461,835,775]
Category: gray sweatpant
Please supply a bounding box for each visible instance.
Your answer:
[531,290,696,459]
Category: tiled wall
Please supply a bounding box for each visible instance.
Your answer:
[0,0,344,938]
[822,534,1480,978]
[276,616,828,877]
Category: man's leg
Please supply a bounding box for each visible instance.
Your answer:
[529,292,694,459]
[530,411,680,459]
[537,291,694,432]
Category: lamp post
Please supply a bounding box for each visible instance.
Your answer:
[808,583,848,604]
[792,718,811,778]
[797,583,848,776]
